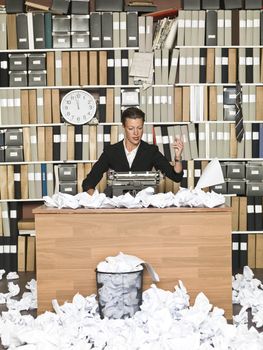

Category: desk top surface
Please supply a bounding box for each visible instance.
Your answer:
[33,205,231,215]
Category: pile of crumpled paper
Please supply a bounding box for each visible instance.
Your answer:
[0,266,263,349]
[44,186,225,210]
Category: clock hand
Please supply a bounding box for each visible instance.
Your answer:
[76,98,80,110]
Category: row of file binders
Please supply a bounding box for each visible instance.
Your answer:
[177,9,263,46]
[178,47,263,84]
[0,123,263,164]
[0,11,140,50]
[1,86,263,127]
[3,9,263,50]
[0,48,181,87]
[0,124,198,163]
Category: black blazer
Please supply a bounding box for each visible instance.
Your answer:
[82,140,183,191]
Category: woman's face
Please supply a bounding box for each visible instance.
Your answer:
[123,117,144,148]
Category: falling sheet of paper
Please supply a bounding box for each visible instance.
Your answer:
[195,158,225,189]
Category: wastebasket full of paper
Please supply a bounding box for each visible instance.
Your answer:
[96,252,159,319]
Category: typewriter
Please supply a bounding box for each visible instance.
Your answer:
[106,170,161,197]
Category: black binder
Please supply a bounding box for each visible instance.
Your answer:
[33,12,46,49]
[199,48,207,83]
[180,161,188,188]
[16,13,29,50]
[53,126,61,161]
[107,50,115,84]
[8,202,19,272]
[161,126,172,161]
[101,12,113,48]
[254,196,263,230]
[0,53,8,87]
[127,12,138,47]
[221,48,228,83]
[232,234,240,272]
[103,125,111,148]
[14,164,22,199]
[90,12,102,48]
[252,123,260,158]
[121,50,129,85]
[246,48,253,83]
[206,11,217,46]
[194,160,202,187]
[247,196,255,231]
[74,125,83,160]
[239,234,248,269]
[98,88,107,122]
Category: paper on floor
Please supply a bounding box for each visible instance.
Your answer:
[1,278,263,349]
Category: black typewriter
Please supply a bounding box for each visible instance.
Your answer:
[106,170,161,197]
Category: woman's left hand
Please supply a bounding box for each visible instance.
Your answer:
[172,138,184,160]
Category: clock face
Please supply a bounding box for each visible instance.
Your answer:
[60,90,97,125]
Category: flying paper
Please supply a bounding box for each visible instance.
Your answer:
[195,158,225,189]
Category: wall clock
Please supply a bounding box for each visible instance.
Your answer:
[60,89,97,125]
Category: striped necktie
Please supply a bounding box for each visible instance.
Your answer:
[235,81,244,142]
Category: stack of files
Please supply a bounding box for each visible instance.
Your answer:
[1,53,48,87]
[0,202,19,273]
[8,53,28,87]
[52,14,71,48]
[57,164,77,195]
[3,128,24,163]
[71,14,90,48]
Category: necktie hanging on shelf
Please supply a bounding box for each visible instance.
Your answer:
[235,80,244,142]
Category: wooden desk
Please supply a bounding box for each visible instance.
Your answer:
[33,205,233,318]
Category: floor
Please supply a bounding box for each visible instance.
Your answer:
[0,269,262,349]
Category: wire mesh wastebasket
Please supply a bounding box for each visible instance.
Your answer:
[96,268,143,319]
